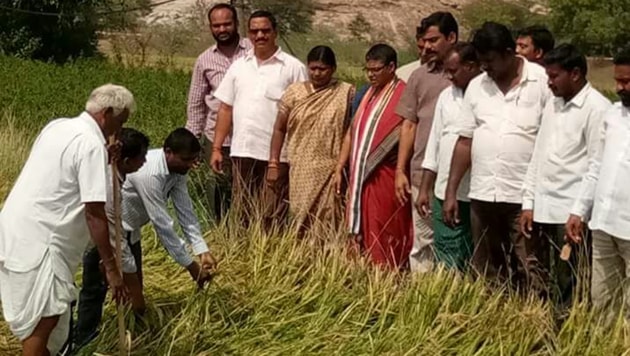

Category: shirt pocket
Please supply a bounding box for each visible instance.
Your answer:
[264,80,287,102]
[512,98,541,133]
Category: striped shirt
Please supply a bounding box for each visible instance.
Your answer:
[120,149,208,273]
[186,38,252,144]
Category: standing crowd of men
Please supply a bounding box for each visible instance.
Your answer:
[1,2,630,355]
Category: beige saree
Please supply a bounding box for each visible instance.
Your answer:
[279,80,354,231]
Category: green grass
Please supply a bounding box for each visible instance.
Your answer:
[0,56,629,355]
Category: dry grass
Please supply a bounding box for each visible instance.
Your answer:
[1,111,630,355]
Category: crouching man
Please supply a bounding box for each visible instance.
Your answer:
[74,128,216,348]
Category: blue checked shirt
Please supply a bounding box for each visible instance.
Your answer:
[120,149,208,273]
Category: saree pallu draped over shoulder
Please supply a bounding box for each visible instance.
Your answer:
[346,78,413,269]
[281,80,354,232]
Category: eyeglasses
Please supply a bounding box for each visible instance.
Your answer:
[248,28,273,35]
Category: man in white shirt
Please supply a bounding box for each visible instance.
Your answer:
[210,10,307,229]
[0,84,131,355]
[565,46,630,321]
[444,22,551,289]
[416,42,481,271]
[520,44,611,309]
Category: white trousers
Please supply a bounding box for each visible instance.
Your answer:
[409,186,434,272]
[592,229,630,323]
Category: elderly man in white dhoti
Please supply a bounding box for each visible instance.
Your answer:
[0,84,131,356]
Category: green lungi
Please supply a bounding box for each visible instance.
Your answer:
[432,198,473,271]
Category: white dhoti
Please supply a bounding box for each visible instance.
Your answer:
[0,250,75,355]
[409,186,434,273]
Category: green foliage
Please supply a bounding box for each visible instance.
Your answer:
[0,0,150,63]
[460,0,545,36]
[549,0,630,56]
[0,55,189,142]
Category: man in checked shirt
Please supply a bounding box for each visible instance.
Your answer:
[186,3,252,222]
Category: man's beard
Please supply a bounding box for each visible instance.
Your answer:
[213,32,237,46]
[618,90,630,108]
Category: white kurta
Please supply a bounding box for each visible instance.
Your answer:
[0,112,108,353]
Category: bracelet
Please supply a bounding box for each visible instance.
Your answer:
[396,166,406,173]
[268,160,280,168]
[212,146,222,153]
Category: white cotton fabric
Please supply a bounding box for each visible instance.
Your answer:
[0,250,75,354]
[0,111,108,346]
[213,47,308,162]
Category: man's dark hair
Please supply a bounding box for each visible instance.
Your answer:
[120,128,149,160]
[517,25,554,54]
[307,46,337,67]
[366,43,397,68]
[543,43,588,76]
[450,42,478,64]
[419,11,459,41]
[164,128,201,155]
[207,3,238,24]
[471,22,516,55]
[249,10,277,31]
[613,45,630,66]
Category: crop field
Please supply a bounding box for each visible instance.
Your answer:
[0,55,628,355]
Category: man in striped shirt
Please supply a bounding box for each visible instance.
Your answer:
[186,3,252,222]
[75,128,216,348]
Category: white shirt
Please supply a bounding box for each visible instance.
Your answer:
[120,149,208,273]
[573,103,630,240]
[422,85,470,201]
[457,58,551,204]
[522,83,611,223]
[214,48,308,162]
[0,112,108,283]
[396,60,420,82]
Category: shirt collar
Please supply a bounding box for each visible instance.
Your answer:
[561,82,592,109]
[452,85,464,99]
[79,111,106,145]
[157,149,169,175]
[245,46,285,63]
[425,59,444,74]
[481,56,539,87]
[211,37,249,53]
[145,148,169,177]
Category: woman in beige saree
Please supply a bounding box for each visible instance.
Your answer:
[267,46,354,233]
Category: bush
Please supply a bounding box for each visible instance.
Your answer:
[0,0,150,63]
[549,0,630,56]
[460,0,545,37]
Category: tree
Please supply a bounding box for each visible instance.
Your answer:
[0,0,150,63]
[548,0,630,56]
[348,13,372,42]
[460,0,544,36]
